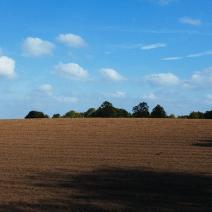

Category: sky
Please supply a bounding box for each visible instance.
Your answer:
[0,0,212,118]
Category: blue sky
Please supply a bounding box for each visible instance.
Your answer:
[0,0,212,118]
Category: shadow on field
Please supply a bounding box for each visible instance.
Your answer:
[1,167,212,211]
[193,139,212,147]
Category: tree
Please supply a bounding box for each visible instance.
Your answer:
[204,110,212,119]
[63,110,82,118]
[92,101,130,118]
[93,101,117,118]
[168,114,176,119]
[25,111,49,119]
[178,115,188,119]
[115,108,131,117]
[52,114,61,118]
[132,102,150,118]
[151,105,167,118]
[189,111,204,119]
[84,108,96,117]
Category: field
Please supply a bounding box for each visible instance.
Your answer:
[0,118,212,211]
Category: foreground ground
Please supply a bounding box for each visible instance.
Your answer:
[0,118,211,211]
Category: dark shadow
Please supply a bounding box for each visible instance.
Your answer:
[0,202,107,212]
[193,140,212,147]
[1,167,212,211]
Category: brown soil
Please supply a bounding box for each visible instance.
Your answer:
[0,119,211,211]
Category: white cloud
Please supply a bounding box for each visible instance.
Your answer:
[37,83,78,103]
[38,84,53,96]
[187,50,212,58]
[161,56,183,61]
[100,68,125,81]
[55,96,79,103]
[145,73,180,86]
[0,56,15,78]
[162,50,212,61]
[23,37,54,57]
[57,33,86,48]
[112,42,166,51]
[141,43,166,50]
[143,93,157,100]
[55,63,89,80]
[179,17,202,26]
[190,67,212,85]
[111,91,126,98]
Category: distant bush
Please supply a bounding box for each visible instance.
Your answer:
[25,111,49,119]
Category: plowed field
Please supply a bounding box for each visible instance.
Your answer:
[0,119,211,211]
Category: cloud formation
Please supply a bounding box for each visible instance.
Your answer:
[145,73,180,86]
[179,17,202,26]
[57,33,86,48]
[23,37,54,57]
[143,93,157,100]
[0,56,15,78]
[141,43,166,50]
[37,84,78,104]
[38,84,53,96]
[161,57,182,61]
[111,91,126,98]
[55,63,89,80]
[100,68,125,81]
[190,67,212,86]
[145,67,212,89]
[162,50,212,61]
[187,50,212,58]
[55,96,79,103]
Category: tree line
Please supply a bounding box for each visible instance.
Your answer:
[25,101,212,119]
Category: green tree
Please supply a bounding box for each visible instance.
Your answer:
[25,111,49,119]
[168,114,176,119]
[178,115,188,119]
[204,110,212,119]
[92,101,130,118]
[52,114,61,118]
[189,111,204,119]
[115,108,131,117]
[93,101,117,118]
[63,110,82,118]
[132,102,150,118]
[151,105,167,118]
[84,108,96,117]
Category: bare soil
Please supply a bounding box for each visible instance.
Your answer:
[0,119,211,211]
